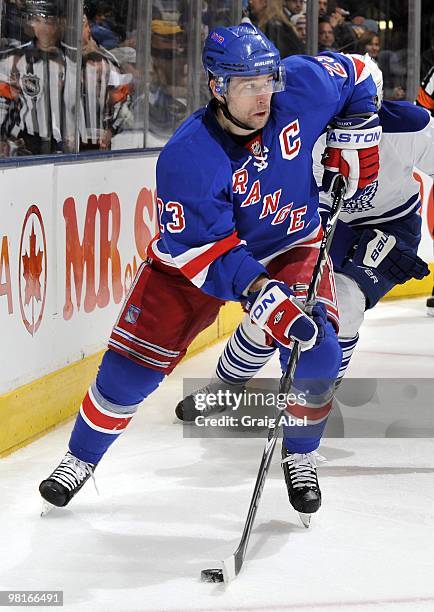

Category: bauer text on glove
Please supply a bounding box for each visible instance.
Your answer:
[350,229,430,284]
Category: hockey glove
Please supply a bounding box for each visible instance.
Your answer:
[341,229,430,308]
[322,115,381,200]
[246,280,327,351]
[350,229,430,283]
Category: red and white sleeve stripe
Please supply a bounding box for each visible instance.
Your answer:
[347,54,371,85]
[149,232,245,288]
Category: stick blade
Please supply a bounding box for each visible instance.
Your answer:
[222,554,237,583]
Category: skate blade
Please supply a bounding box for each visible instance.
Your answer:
[298,512,312,528]
[427,308,434,318]
[40,500,55,517]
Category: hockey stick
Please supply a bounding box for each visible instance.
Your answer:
[218,177,346,583]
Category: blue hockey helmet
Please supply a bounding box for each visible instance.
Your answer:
[202,23,285,96]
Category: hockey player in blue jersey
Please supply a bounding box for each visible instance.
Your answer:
[39,24,381,524]
[177,57,433,435]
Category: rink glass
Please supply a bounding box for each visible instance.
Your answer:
[0,0,430,159]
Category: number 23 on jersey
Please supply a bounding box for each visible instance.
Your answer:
[157,198,186,233]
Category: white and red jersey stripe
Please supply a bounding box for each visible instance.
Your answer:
[148,231,245,288]
[149,220,323,290]
[346,54,371,86]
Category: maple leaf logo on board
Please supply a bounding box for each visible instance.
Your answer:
[18,205,47,336]
[22,222,43,305]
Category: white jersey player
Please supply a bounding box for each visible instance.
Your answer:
[315,58,434,371]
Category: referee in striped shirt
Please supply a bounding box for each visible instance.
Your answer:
[0,0,68,155]
[0,0,131,155]
[63,11,131,152]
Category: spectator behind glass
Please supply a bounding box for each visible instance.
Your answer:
[390,86,406,101]
[327,1,357,52]
[318,17,337,52]
[357,31,380,60]
[110,45,140,131]
[378,31,407,102]
[0,0,67,156]
[291,13,306,46]
[284,0,303,18]
[363,19,379,34]
[245,0,268,29]
[148,18,188,140]
[261,0,304,57]
[318,0,327,18]
[90,2,120,50]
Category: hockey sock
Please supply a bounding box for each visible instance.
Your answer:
[282,383,334,454]
[280,321,342,454]
[69,350,164,464]
[337,334,359,383]
[216,317,275,384]
[68,385,137,465]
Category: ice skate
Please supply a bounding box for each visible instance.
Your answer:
[175,380,245,422]
[39,451,96,513]
[281,445,324,528]
[427,294,434,317]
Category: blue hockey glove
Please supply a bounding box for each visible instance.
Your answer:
[352,229,430,283]
[341,229,430,308]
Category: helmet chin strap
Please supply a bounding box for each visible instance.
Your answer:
[216,97,257,133]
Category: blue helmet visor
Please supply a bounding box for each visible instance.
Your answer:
[215,65,286,97]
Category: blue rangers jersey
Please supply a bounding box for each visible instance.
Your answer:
[314,100,434,227]
[150,52,378,302]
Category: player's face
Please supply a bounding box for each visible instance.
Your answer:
[226,75,273,130]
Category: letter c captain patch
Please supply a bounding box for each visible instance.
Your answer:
[279,119,301,161]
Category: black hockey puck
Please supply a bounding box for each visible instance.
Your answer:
[201,568,224,583]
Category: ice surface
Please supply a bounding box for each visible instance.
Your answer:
[0,298,433,611]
